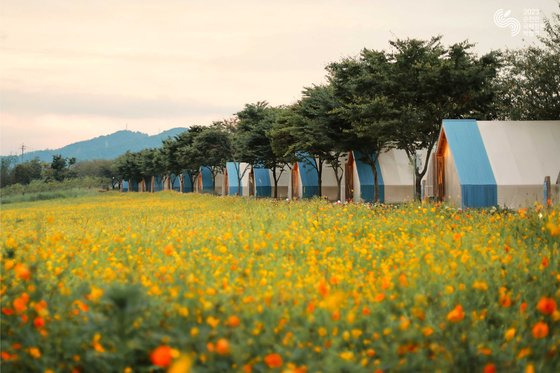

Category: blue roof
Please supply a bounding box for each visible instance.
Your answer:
[226,162,243,195]
[182,171,193,192]
[352,151,385,203]
[442,119,497,208]
[200,167,214,193]
[297,157,320,198]
[170,174,180,191]
[253,167,272,197]
[153,176,164,192]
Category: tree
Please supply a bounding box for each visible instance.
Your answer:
[1,156,18,188]
[48,155,77,182]
[386,37,500,199]
[191,125,232,193]
[327,52,394,202]
[292,84,349,201]
[234,102,292,197]
[268,107,299,197]
[161,137,182,191]
[138,149,165,192]
[14,158,43,185]
[328,38,500,201]
[175,126,205,193]
[114,152,143,190]
[495,5,560,120]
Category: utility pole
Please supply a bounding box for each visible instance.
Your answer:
[20,144,26,163]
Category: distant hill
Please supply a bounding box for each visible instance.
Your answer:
[20,128,188,163]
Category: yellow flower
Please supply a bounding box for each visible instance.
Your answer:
[339,351,354,361]
[505,328,516,341]
[28,347,41,359]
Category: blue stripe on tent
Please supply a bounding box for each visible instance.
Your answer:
[182,172,193,193]
[352,151,385,203]
[442,119,497,208]
[170,174,180,191]
[254,168,272,197]
[297,158,320,198]
[122,180,129,192]
[154,176,163,192]
[201,167,214,193]
[226,162,242,195]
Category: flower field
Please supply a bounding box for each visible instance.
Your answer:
[1,193,559,372]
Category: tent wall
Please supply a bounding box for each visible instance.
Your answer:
[121,180,129,192]
[378,149,414,203]
[253,167,272,197]
[478,121,560,208]
[352,151,385,203]
[225,162,251,196]
[438,119,560,208]
[214,172,224,195]
[321,156,347,201]
[199,167,214,193]
[273,166,290,198]
[181,172,194,193]
[292,160,319,199]
[442,141,462,208]
[441,120,497,208]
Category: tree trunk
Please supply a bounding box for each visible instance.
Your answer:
[370,163,379,203]
[336,176,342,201]
[272,168,278,198]
[316,158,323,198]
[179,174,184,193]
[415,174,422,201]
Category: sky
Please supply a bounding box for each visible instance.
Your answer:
[0,0,557,155]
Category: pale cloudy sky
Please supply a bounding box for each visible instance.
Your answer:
[0,0,556,155]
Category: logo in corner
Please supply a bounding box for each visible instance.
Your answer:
[493,9,521,36]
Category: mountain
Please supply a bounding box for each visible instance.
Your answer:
[21,127,187,163]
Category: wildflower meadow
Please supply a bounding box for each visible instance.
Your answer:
[1,193,559,372]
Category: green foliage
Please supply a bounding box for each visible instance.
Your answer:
[495,5,560,120]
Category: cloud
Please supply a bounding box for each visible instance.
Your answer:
[0,89,238,119]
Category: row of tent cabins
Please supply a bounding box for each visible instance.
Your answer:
[121,120,560,208]
[121,148,420,203]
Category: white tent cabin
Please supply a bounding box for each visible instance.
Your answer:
[345,149,418,203]
[197,166,224,195]
[249,165,291,198]
[288,155,347,201]
[223,162,251,196]
[431,119,560,208]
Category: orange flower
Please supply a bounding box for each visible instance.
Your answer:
[215,338,230,355]
[318,280,329,298]
[14,264,31,280]
[1,351,15,361]
[532,322,549,339]
[13,293,29,313]
[499,294,512,308]
[264,353,283,368]
[33,317,45,329]
[483,363,496,373]
[2,308,14,316]
[520,302,528,313]
[447,305,465,322]
[226,315,240,327]
[537,297,556,315]
[541,257,549,268]
[150,345,173,367]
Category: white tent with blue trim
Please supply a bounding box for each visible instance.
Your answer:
[346,149,416,203]
[434,119,560,208]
